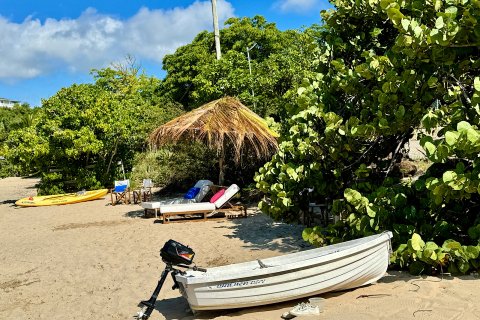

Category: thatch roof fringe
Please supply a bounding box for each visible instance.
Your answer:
[149,96,278,162]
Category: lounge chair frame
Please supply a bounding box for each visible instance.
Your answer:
[144,184,246,223]
[161,201,247,224]
[141,180,214,215]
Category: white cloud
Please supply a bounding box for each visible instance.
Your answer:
[273,0,319,13]
[0,1,235,81]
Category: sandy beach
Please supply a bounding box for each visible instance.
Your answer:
[1,177,479,320]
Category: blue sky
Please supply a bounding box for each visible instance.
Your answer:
[0,1,331,107]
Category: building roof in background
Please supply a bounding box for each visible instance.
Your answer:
[0,97,21,108]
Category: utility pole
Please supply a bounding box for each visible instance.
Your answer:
[246,43,257,108]
[211,0,221,60]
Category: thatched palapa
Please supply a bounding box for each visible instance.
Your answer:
[149,97,278,184]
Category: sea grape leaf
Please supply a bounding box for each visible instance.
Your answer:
[387,7,405,25]
[411,233,425,251]
[457,121,471,132]
[466,128,480,144]
[468,225,480,240]
[423,141,436,155]
[443,240,462,251]
[445,131,459,145]
[442,171,457,183]
[474,77,480,91]
[466,246,479,259]
[428,76,438,88]
[366,205,377,217]
[344,188,362,204]
[395,105,405,118]
[423,242,439,261]
[425,241,439,251]
[445,6,458,18]
[435,16,444,29]
[409,261,425,275]
[380,0,393,10]
[455,162,465,173]
[457,260,470,274]
[415,179,426,191]
[436,252,448,265]
[414,25,422,38]
[471,259,480,269]
[448,262,460,274]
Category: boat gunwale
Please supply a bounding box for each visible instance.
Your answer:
[177,232,392,285]
[191,244,388,296]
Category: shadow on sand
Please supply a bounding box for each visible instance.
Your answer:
[214,211,312,253]
[1,199,17,205]
[124,208,146,219]
[124,206,311,254]
[146,295,311,320]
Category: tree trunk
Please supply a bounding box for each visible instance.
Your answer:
[211,0,222,60]
[218,149,225,185]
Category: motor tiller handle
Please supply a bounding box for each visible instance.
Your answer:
[194,266,207,272]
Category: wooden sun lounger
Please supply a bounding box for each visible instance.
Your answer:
[161,202,247,224]
[142,184,245,224]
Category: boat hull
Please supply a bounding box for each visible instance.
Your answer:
[15,189,109,207]
[176,232,393,310]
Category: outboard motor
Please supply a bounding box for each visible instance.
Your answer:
[135,240,205,320]
[160,239,195,266]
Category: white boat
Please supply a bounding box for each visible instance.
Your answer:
[175,231,393,311]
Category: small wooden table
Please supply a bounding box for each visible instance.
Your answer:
[133,188,153,204]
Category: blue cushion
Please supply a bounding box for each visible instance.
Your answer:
[184,187,200,199]
[114,185,127,193]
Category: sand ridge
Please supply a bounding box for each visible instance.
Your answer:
[0,177,479,319]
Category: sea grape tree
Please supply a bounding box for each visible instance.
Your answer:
[255,0,480,274]
[161,16,321,118]
[6,65,183,194]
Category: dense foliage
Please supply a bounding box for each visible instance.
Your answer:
[162,16,320,118]
[5,65,183,194]
[0,104,37,177]
[255,0,480,274]
[130,143,217,190]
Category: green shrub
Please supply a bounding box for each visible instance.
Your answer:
[37,172,65,195]
[5,66,184,193]
[255,0,480,274]
[131,143,217,191]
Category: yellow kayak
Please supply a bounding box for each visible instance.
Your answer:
[15,189,109,207]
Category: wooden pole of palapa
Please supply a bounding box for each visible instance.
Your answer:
[218,148,225,185]
[211,0,222,60]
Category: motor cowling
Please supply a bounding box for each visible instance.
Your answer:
[160,239,195,266]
